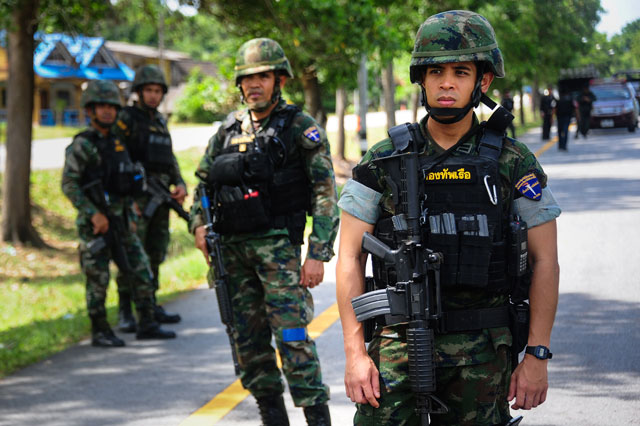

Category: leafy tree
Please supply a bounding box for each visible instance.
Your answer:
[0,0,112,246]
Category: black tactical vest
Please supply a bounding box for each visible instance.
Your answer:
[79,129,145,197]
[206,105,311,244]
[124,106,174,172]
[372,122,510,292]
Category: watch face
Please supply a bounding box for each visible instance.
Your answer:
[536,346,548,358]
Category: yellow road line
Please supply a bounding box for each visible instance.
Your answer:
[179,302,341,425]
[534,123,577,157]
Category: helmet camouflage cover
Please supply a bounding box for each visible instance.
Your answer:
[132,64,168,93]
[410,10,505,84]
[234,38,294,85]
[81,80,121,108]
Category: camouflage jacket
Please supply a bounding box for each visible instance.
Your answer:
[113,104,185,189]
[61,127,133,231]
[190,99,339,262]
[355,114,554,367]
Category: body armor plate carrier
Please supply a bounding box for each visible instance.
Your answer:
[124,106,174,173]
[79,130,145,197]
[206,105,311,245]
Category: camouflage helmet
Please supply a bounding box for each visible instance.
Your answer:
[132,64,168,93]
[81,80,121,108]
[410,10,505,84]
[234,38,294,85]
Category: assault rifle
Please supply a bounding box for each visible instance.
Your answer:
[82,179,132,273]
[198,183,240,375]
[351,148,448,425]
[143,176,190,222]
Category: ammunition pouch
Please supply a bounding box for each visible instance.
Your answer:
[110,161,146,196]
[213,184,271,235]
[209,153,245,186]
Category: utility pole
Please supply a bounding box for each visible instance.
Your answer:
[357,54,368,157]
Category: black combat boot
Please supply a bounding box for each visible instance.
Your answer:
[153,304,182,323]
[151,293,181,323]
[91,316,125,347]
[117,292,137,333]
[136,309,177,339]
[303,404,331,426]
[256,395,290,426]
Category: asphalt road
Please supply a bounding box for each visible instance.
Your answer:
[1,122,640,425]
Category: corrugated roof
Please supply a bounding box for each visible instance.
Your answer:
[105,40,191,61]
[33,33,134,81]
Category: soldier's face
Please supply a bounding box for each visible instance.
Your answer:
[422,62,493,112]
[87,103,118,126]
[141,84,164,109]
[240,71,279,107]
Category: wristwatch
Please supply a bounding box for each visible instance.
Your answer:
[525,345,553,360]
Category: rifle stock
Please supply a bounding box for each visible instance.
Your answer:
[199,184,240,376]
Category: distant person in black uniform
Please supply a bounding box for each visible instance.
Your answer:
[501,89,516,138]
[540,86,557,140]
[556,89,575,151]
[576,86,596,138]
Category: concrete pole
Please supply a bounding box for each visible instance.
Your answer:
[357,54,368,156]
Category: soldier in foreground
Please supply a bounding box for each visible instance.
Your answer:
[114,65,186,332]
[61,80,176,346]
[336,11,560,425]
[190,38,339,425]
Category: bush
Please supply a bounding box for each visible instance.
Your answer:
[173,67,237,123]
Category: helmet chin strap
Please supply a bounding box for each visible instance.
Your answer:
[423,63,486,124]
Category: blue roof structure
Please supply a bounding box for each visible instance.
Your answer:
[33,33,134,81]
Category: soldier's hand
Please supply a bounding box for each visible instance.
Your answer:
[195,226,210,266]
[300,258,324,288]
[171,184,187,205]
[508,355,549,410]
[91,212,109,235]
[345,352,380,408]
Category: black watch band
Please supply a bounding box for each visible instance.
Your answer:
[525,345,553,360]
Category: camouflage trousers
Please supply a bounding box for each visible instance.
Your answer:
[78,223,155,319]
[214,235,329,407]
[354,327,512,426]
[117,199,170,296]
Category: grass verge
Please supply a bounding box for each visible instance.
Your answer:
[0,147,207,378]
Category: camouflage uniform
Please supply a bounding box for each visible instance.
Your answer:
[61,81,157,342]
[113,65,186,305]
[189,39,339,411]
[338,11,561,425]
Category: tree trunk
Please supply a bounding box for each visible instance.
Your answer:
[1,1,47,247]
[519,89,526,126]
[301,65,327,128]
[335,86,347,160]
[381,61,396,130]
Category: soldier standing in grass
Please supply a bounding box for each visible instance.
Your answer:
[113,64,186,332]
[190,38,339,426]
[62,80,176,346]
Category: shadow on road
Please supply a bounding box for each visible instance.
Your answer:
[552,292,640,400]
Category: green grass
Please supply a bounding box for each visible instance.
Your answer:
[0,147,207,377]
